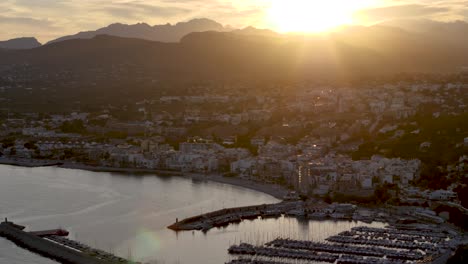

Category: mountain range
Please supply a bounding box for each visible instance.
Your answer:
[1,18,468,79]
[1,24,467,78]
[2,17,468,50]
[48,18,229,45]
[1,18,468,111]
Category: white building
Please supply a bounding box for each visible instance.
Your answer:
[429,190,458,201]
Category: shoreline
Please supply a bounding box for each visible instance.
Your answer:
[0,158,63,168]
[0,158,288,200]
[186,173,288,200]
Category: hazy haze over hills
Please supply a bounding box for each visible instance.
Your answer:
[1,19,468,85]
[1,23,468,80]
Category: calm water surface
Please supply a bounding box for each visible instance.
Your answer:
[0,165,383,264]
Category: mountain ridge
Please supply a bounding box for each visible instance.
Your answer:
[2,25,467,79]
[46,18,230,44]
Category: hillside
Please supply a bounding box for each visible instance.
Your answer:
[2,25,468,78]
[1,25,468,111]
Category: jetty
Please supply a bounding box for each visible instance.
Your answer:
[168,201,301,232]
[0,219,135,264]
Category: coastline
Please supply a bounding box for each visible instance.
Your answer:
[0,157,63,168]
[186,173,288,200]
[0,158,288,200]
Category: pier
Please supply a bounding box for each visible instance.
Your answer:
[168,201,300,232]
[0,219,135,264]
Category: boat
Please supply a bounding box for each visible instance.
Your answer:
[283,191,300,201]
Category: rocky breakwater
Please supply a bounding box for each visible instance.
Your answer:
[0,220,125,264]
[168,201,300,232]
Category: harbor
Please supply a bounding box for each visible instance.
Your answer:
[1,165,466,264]
[168,198,388,233]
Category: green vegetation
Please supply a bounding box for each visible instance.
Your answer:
[330,192,376,204]
[60,120,85,133]
[1,137,15,148]
[352,142,377,160]
[104,131,128,139]
[352,112,467,190]
[447,245,468,264]
[23,141,38,150]
[415,163,451,190]
[454,180,468,208]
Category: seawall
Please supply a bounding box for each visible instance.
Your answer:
[0,222,116,264]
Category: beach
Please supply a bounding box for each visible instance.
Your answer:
[0,157,288,200]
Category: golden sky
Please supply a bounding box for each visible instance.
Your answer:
[0,0,466,42]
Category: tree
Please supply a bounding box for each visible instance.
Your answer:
[324,192,332,203]
[60,120,85,133]
[454,184,468,208]
[372,176,380,185]
[416,164,450,190]
[1,137,15,148]
[374,185,391,204]
[24,141,38,150]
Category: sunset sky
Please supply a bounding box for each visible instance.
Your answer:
[1,0,467,42]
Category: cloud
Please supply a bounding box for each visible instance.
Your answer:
[97,3,191,20]
[356,4,451,23]
[0,16,55,28]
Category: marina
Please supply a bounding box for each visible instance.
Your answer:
[168,200,371,232]
[227,226,463,264]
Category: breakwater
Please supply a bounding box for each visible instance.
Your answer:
[168,201,300,232]
[0,221,131,264]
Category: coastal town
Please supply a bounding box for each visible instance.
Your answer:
[1,70,468,264]
[2,74,467,199]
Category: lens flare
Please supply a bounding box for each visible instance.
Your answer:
[266,0,376,33]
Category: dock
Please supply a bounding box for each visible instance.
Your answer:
[0,219,135,264]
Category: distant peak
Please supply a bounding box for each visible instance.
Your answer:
[107,22,150,28]
[108,23,124,27]
[188,18,218,23]
[176,18,223,27]
[0,37,42,49]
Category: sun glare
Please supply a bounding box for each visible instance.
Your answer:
[266,0,374,33]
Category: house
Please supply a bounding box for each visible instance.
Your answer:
[420,141,431,151]
[360,176,373,189]
[429,190,458,201]
[230,158,256,175]
[222,136,237,145]
[250,137,266,147]
[180,142,220,153]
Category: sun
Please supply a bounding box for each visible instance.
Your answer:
[266,0,373,33]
